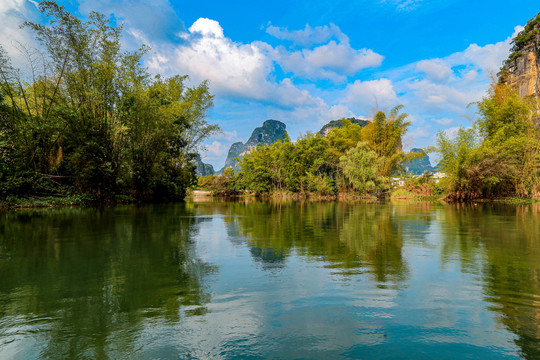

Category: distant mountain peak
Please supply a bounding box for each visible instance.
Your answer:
[403,148,434,175]
[319,117,369,137]
[218,119,288,173]
[194,154,215,177]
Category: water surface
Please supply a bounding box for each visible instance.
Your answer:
[1,200,539,359]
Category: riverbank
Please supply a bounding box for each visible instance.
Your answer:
[3,191,538,210]
[0,195,135,209]
[189,189,540,204]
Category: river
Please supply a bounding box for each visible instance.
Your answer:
[0,200,539,359]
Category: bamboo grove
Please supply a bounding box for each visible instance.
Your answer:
[201,86,540,200]
[436,83,540,201]
[0,1,218,202]
[199,106,414,197]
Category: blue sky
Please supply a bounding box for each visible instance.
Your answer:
[1,0,538,169]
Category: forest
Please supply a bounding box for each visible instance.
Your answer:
[200,83,540,201]
[0,1,218,204]
[1,1,539,205]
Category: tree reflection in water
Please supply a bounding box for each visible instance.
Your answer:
[193,200,410,286]
[437,203,540,360]
[0,205,216,359]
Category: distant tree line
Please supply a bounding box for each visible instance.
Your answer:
[0,1,218,202]
[199,106,415,197]
[436,83,540,201]
[201,85,540,201]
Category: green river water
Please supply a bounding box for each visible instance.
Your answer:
[0,200,539,359]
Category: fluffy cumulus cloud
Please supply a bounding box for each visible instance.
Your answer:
[266,23,348,47]
[145,19,383,106]
[267,41,384,81]
[433,118,454,126]
[78,0,184,43]
[149,17,271,100]
[0,0,39,64]
[446,25,524,75]
[146,18,333,109]
[212,130,242,142]
[327,104,357,120]
[407,79,482,112]
[380,0,424,12]
[415,59,453,83]
[344,79,398,112]
[264,24,384,81]
[205,141,229,157]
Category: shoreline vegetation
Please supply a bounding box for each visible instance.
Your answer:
[0,1,218,207]
[3,187,539,210]
[190,189,539,204]
[196,14,540,204]
[196,82,540,203]
[1,3,539,209]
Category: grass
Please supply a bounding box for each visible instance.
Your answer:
[390,188,441,201]
[492,197,540,204]
[0,194,136,209]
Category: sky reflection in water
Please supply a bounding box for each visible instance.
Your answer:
[0,201,539,359]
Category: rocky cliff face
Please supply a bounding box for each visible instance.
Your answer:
[403,148,434,175]
[194,154,215,177]
[218,120,288,173]
[500,14,540,100]
[318,117,369,136]
[220,142,245,172]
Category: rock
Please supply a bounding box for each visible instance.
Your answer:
[218,120,288,173]
[194,154,215,177]
[500,13,540,104]
[318,117,369,137]
[403,148,434,175]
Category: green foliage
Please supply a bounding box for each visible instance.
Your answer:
[505,13,540,66]
[361,105,411,176]
[510,13,540,53]
[217,109,410,197]
[0,1,217,202]
[340,142,387,194]
[394,172,443,198]
[437,84,540,201]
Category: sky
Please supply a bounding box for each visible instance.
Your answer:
[1,0,539,169]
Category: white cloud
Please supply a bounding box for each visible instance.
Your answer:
[380,0,424,11]
[304,42,383,75]
[433,118,454,126]
[407,127,431,139]
[416,59,453,83]
[188,18,224,38]
[446,26,523,76]
[344,79,398,112]
[443,126,463,139]
[327,104,356,120]
[266,40,383,81]
[0,0,38,65]
[461,69,478,83]
[146,18,327,109]
[407,79,482,112]
[212,130,242,142]
[78,0,184,43]
[204,141,229,157]
[266,23,348,47]
[0,0,26,13]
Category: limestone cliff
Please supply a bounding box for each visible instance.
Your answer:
[403,148,434,175]
[318,117,369,137]
[218,120,288,173]
[194,154,215,177]
[500,14,540,100]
